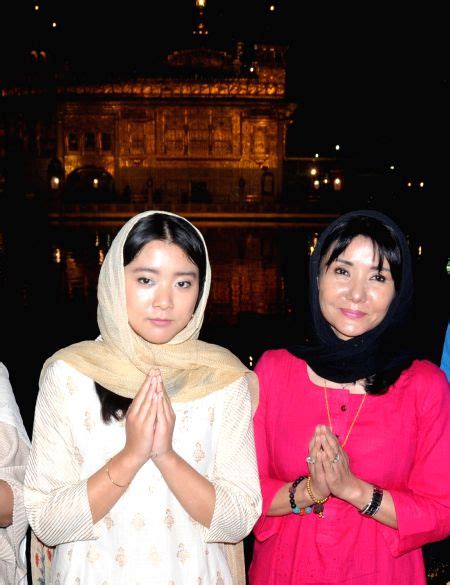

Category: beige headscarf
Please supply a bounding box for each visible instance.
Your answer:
[41,210,258,407]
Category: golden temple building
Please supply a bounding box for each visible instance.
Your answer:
[0,9,296,208]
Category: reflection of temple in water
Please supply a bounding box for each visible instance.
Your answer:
[198,228,291,323]
[0,2,296,208]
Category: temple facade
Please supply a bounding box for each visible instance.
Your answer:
[1,42,297,206]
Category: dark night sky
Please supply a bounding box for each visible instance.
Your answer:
[1,1,448,178]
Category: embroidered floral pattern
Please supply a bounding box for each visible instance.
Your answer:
[193,441,205,463]
[181,410,191,431]
[131,512,145,530]
[164,508,175,529]
[87,545,100,565]
[104,513,114,530]
[84,410,94,431]
[148,546,161,566]
[115,546,127,567]
[73,446,84,466]
[176,543,190,564]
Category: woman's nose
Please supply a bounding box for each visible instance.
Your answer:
[346,279,367,303]
[152,285,173,309]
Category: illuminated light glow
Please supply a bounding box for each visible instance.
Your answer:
[389,165,395,170]
[52,21,57,28]
[418,245,422,256]
[249,66,254,72]
[249,355,253,367]
[53,247,61,264]
[333,177,342,191]
[313,179,320,189]
[310,168,317,176]
[419,181,424,188]
[196,0,206,6]
[269,4,275,10]
[314,153,319,158]
[323,178,329,184]
[34,4,39,10]
[93,178,99,188]
[407,182,412,187]
[99,249,105,265]
[50,176,60,189]
[309,234,318,255]
[335,144,340,151]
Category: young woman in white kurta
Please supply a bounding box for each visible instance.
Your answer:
[25,211,261,584]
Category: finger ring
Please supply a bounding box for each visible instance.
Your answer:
[331,453,340,463]
[306,455,316,465]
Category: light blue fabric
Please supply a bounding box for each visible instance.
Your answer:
[440,322,450,381]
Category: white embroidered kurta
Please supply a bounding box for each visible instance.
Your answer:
[25,360,261,584]
[0,363,30,585]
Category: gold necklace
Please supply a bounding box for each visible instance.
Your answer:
[324,380,367,448]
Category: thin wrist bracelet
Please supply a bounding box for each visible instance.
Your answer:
[288,475,308,514]
[359,485,383,516]
[105,466,129,488]
[306,476,328,518]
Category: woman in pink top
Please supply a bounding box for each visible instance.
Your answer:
[249,209,450,584]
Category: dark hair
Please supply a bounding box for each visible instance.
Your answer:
[319,215,403,291]
[96,213,207,422]
[319,215,405,394]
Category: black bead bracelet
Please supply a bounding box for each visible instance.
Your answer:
[289,475,307,514]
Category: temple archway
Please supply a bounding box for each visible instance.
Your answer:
[65,166,115,202]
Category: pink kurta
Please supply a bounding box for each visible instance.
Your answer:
[249,349,450,584]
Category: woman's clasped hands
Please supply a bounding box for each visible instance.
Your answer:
[124,368,176,467]
[306,424,358,502]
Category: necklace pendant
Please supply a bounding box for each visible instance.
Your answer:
[313,503,324,517]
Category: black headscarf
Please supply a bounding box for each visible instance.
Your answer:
[288,209,415,390]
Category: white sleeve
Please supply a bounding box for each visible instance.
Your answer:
[0,423,29,584]
[203,377,262,543]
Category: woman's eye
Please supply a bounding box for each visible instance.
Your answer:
[372,273,386,282]
[176,281,191,288]
[334,266,348,276]
[137,277,153,285]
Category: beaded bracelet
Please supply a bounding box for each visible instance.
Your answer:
[306,476,328,518]
[359,485,383,517]
[288,475,307,514]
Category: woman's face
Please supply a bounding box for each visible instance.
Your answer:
[318,235,396,340]
[124,240,200,344]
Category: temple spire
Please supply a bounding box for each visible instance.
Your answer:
[193,0,208,37]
